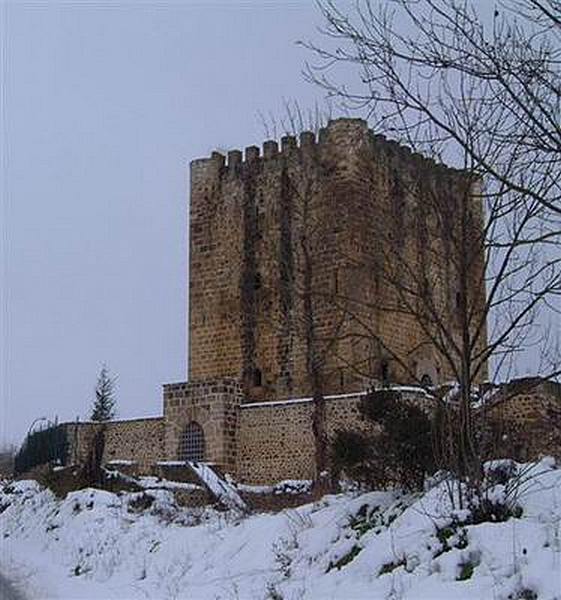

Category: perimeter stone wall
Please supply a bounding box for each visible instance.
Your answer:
[103,418,165,470]
[64,417,164,473]
[482,379,561,461]
[237,393,371,485]
[56,379,561,486]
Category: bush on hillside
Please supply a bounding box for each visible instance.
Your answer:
[332,389,436,490]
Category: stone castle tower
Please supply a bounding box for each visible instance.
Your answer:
[57,119,500,483]
[188,118,487,404]
[49,122,559,482]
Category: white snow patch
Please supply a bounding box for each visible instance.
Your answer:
[242,390,367,409]
[238,479,313,496]
[187,461,247,511]
[136,476,202,492]
[1,458,560,599]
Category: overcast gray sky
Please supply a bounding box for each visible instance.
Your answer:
[2,1,327,444]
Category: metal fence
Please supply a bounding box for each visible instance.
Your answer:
[14,420,69,474]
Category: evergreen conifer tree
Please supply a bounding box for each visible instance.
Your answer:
[90,365,116,422]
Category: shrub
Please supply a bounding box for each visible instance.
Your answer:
[378,557,406,576]
[266,583,284,600]
[348,503,382,537]
[457,561,474,581]
[331,430,380,487]
[485,461,517,487]
[327,545,362,572]
[128,493,155,512]
[470,497,523,524]
[512,589,538,600]
[332,390,435,490]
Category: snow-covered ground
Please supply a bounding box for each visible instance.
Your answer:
[1,458,561,599]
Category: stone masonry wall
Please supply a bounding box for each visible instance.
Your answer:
[64,417,164,473]
[237,392,370,485]
[103,418,165,471]
[237,386,444,485]
[483,379,561,461]
[58,380,561,486]
[163,378,242,474]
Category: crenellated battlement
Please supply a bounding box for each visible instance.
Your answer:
[190,117,462,179]
[190,129,323,174]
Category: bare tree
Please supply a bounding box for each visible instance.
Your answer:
[256,105,350,490]
[301,1,561,488]
[258,98,333,141]
[296,168,330,489]
[288,153,349,492]
[336,145,559,484]
[304,0,561,220]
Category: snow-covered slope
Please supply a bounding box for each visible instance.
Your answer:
[1,459,560,599]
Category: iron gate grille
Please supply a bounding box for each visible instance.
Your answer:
[178,422,205,462]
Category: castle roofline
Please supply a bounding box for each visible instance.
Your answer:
[190,117,466,176]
